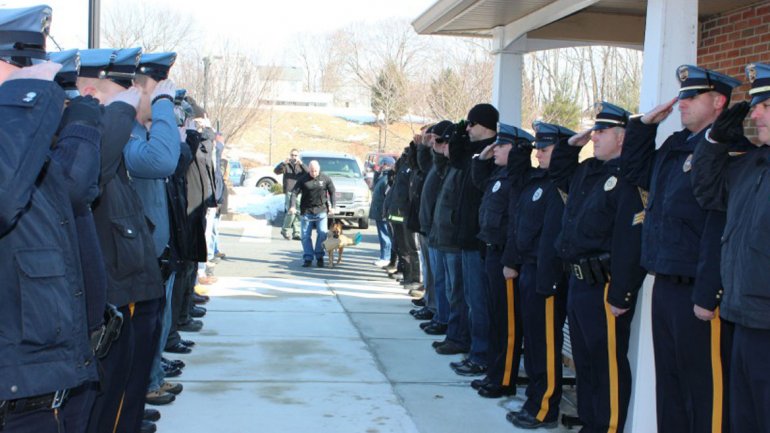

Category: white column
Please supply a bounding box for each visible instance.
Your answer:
[492,29,523,126]
[627,0,698,432]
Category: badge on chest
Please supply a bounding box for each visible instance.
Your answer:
[532,187,543,201]
[683,154,693,172]
[604,176,617,191]
[492,181,501,193]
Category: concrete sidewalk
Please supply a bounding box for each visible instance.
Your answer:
[156,275,574,433]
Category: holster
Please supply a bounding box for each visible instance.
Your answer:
[90,304,124,359]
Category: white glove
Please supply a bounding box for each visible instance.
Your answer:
[151,79,176,101]
[109,87,141,108]
[6,61,61,82]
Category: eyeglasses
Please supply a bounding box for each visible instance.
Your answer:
[435,138,446,144]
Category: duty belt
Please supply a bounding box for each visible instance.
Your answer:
[0,389,69,430]
[486,243,504,252]
[655,273,694,285]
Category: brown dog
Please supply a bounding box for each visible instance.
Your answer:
[323,222,354,268]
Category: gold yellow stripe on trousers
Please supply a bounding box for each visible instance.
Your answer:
[536,295,556,421]
[710,308,724,433]
[603,283,619,433]
[502,278,516,386]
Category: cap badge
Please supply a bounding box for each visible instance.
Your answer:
[604,176,618,191]
[492,180,501,193]
[748,64,757,84]
[683,154,693,172]
[532,187,543,201]
[678,66,689,82]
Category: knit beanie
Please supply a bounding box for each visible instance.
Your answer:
[467,103,499,131]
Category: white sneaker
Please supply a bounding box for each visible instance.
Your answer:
[373,259,390,267]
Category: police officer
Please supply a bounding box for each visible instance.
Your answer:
[0,6,99,432]
[691,62,770,433]
[551,102,646,433]
[470,124,535,399]
[505,122,571,428]
[621,66,743,433]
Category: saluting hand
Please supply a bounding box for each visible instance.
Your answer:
[709,101,750,143]
[568,129,592,147]
[610,305,630,317]
[503,266,518,280]
[693,304,716,321]
[641,97,677,125]
[478,143,496,160]
[110,87,141,108]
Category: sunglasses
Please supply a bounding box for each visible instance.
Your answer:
[467,121,477,127]
[435,138,446,144]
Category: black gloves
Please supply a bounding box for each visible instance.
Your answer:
[59,95,102,132]
[709,101,750,143]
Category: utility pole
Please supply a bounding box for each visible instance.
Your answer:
[88,0,100,48]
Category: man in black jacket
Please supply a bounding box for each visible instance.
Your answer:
[290,160,336,267]
[275,149,307,240]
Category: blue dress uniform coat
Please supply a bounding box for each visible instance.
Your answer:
[550,138,645,433]
[621,116,738,433]
[0,79,98,401]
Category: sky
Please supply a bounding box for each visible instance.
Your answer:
[2,0,438,62]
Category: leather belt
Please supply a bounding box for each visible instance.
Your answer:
[0,389,69,415]
[486,243,504,252]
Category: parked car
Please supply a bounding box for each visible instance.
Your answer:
[245,165,283,190]
[300,151,371,229]
[228,159,245,186]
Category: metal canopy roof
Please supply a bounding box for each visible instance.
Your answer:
[413,0,761,47]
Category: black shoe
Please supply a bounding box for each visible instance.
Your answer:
[302,260,312,267]
[411,298,426,307]
[435,341,469,355]
[449,359,467,369]
[164,342,192,354]
[192,293,209,305]
[178,319,203,332]
[143,408,161,422]
[292,235,302,240]
[145,390,175,406]
[423,323,447,335]
[452,359,487,376]
[431,339,446,348]
[470,376,490,390]
[191,305,207,318]
[163,357,185,369]
[508,410,558,429]
[316,259,324,268]
[383,264,397,272]
[140,420,157,433]
[419,321,433,330]
[163,365,182,378]
[412,308,434,321]
[281,232,291,240]
[478,383,516,398]
[180,339,196,348]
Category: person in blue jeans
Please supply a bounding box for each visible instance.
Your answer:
[369,157,395,266]
[289,160,336,267]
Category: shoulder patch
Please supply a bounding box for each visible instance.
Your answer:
[604,176,618,191]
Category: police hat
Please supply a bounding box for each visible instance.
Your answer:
[532,121,575,149]
[79,47,142,89]
[48,49,79,98]
[0,5,51,67]
[746,63,770,107]
[495,122,535,146]
[676,65,741,100]
[137,52,176,81]
[592,101,631,130]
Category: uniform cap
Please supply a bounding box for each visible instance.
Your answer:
[430,120,454,141]
[532,121,576,149]
[79,47,142,89]
[676,64,741,100]
[48,48,79,98]
[495,122,535,146]
[0,5,51,67]
[746,63,770,107]
[137,51,176,81]
[592,101,631,130]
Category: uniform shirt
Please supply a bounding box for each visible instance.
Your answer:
[472,157,510,246]
[290,172,335,215]
[692,137,770,329]
[550,140,646,308]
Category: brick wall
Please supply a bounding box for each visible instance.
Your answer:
[698,1,770,140]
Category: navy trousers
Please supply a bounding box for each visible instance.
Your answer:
[652,277,732,433]
[520,263,567,422]
[730,324,770,433]
[484,247,522,388]
[3,408,64,433]
[567,276,635,433]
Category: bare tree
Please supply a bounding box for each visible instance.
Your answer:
[100,0,197,52]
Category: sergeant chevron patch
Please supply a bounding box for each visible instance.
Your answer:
[632,211,645,226]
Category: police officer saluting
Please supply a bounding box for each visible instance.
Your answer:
[504,122,571,428]
[470,123,535,399]
[551,102,646,433]
[621,66,743,433]
[692,62,770,433]
[0,5,100,432]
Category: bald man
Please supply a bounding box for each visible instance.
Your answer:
[289,160,336,267]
